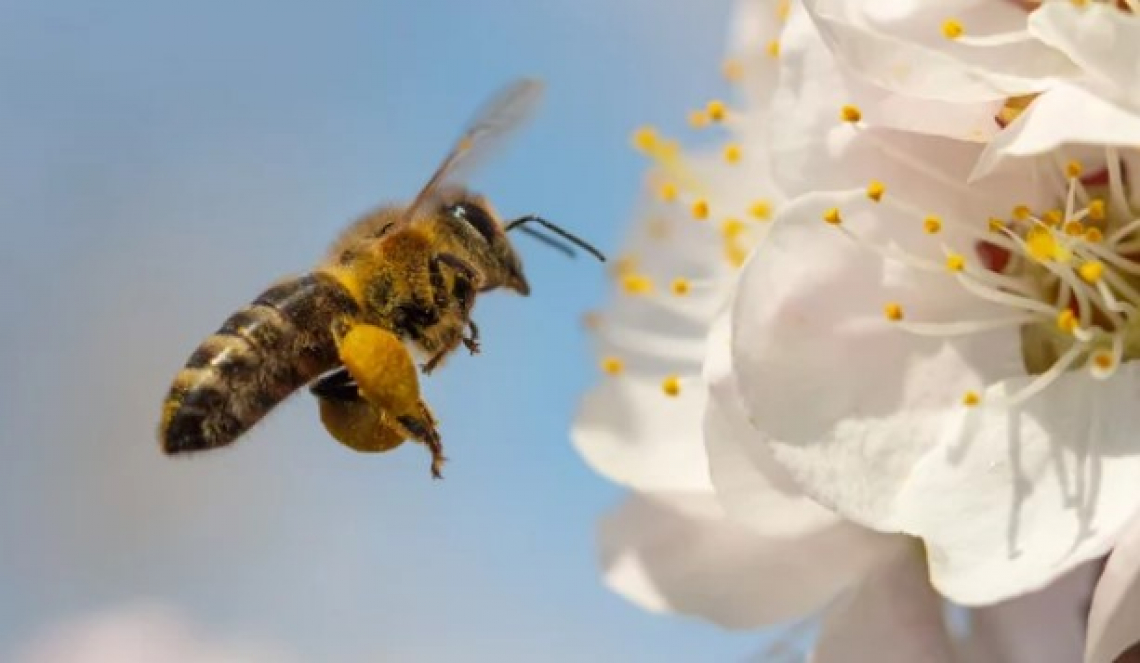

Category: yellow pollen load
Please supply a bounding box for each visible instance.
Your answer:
[1079,260,1105,284]
[823,207,842,225]
[621,273,654,294]
[1085,227,1105,243]
[1013,204,1032,220]
[883,302,904,321]
[601,357,624,375]
[766,40,781,58]
[1089,199,1106,221]
[706,100,728,123]
[866,180,885,202]
[671,278,690,296]
[923,215,943,234]
[721,217,746,239]
[840,104,862,123]
[1066,160,1083,179]
[691,199,710,220]
[658,182,678,202]
[1042,209,1063,227]
[662,375,681,397]
[945,253,966,272]
[1057,309,1078,334]
[749,199,772,220]
[631,126,659,153]
[963,391,981,407]
[688,109,710,128]
[941,18,965,39]
[722,58,744,82]
[723,143,743,164]
[988,217,1005,233]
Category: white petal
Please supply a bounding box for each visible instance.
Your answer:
[731,190,1140,604]
[598,491,902,629]
[810,547,958,663]
[971,83,1140,182]
[573,374,710,493]
[805,0,1077,102]
[962,562,1097,663]
[1087,512,1140,663]
[1029,3,1140,109]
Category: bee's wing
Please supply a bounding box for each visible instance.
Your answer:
[396,78,544,229]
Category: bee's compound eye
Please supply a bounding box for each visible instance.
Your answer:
[448,203,498,243]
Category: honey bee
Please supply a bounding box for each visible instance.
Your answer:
[159,78,604,477]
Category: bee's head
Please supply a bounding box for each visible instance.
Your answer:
[444,196,530,295]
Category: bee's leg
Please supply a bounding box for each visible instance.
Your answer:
[462,320,480,355]
[397,404,446,479]
[422,253,480,374]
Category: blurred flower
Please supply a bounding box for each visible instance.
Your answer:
[13,602,293,663]
[578,0,1140,658]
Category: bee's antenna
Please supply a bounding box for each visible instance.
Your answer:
[506,216,606,262]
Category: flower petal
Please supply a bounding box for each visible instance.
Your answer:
[810,547,958,663]
[1029,2,1140,109]
[731,189,1140,603]
[598,491,900,629]
[962,563,1097,663]
[1087,512,1140,663]
[971,83,1140,182]
[573,374,710,493]
[805,0,1077,102]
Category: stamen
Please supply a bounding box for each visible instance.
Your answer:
[671,278,690,296]
[662,375,681,397]
[840,105,862,123]
[884,302,904,322]
[895,314,1040,336]
[723,143,743,164]
[823,207,842,225]
[945,252,966,272]
[706,100,728,123]
[658,182,678,202]
[766,40,781,58]
[621,273,654,295]
[601,357,624,375]
[963,391,981,407]
[721,58,744,82]
[691,199,710,220]
[631,126,659,153]
[1057,309,1078,334]
[1079,260,1104,284]
[924,215,943,234]
[866,180,885,202]
[991,344,1085,409]
[688,110,710,129]
[749,200,772,220]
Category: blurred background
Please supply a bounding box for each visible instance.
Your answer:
[0,0,761,660]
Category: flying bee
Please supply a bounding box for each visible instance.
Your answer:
[159,78,605,477]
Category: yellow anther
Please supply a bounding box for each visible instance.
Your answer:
[1070,0,1088,7]
[671,278,690,296]
[823,207,842,225]
[883,302,904,321]
[1042,209,1063,227]
[1057,309,1078,334]
[1085,227,1105,243]
[942,19,965,39]
[1013,204,1032,220]
[840,105,862,123]
[658,182,678,202]
[722,58,744,82]
[621,273,654,294]
[923,215,943,234]
[1093,351,1115,372]
[1079,260,1104,284]
[1063,220,1085,236]
[723,143,743,164]
[945,253,966,272]
[688,109,710,128]
[988,217,1006,233]
[662,375,681,397]
[1026,227,1066,262]
[721,217,746,240]
[1066,160,1083,179]
[1088,198,1106,221]
[631,126,659,152]
[866,180,885,202]
[725,240,748,268]
[749,199,773,220]
[706,100,728,122]
[691,199,710,220]
[766,40,781,58]
[963,391,981,407]
[601,357,624,375]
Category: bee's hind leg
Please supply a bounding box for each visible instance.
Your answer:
[397,404,446,479]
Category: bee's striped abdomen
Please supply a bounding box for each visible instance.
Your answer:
[160,272,359,454]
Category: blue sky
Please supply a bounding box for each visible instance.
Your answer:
[0,1,765,659]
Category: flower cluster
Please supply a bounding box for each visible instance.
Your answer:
[574,1,1140,661]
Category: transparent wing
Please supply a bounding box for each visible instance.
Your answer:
[397,78,544,229]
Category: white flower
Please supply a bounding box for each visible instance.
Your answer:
[725,0,1140,607]
[1087,511,1140,663]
